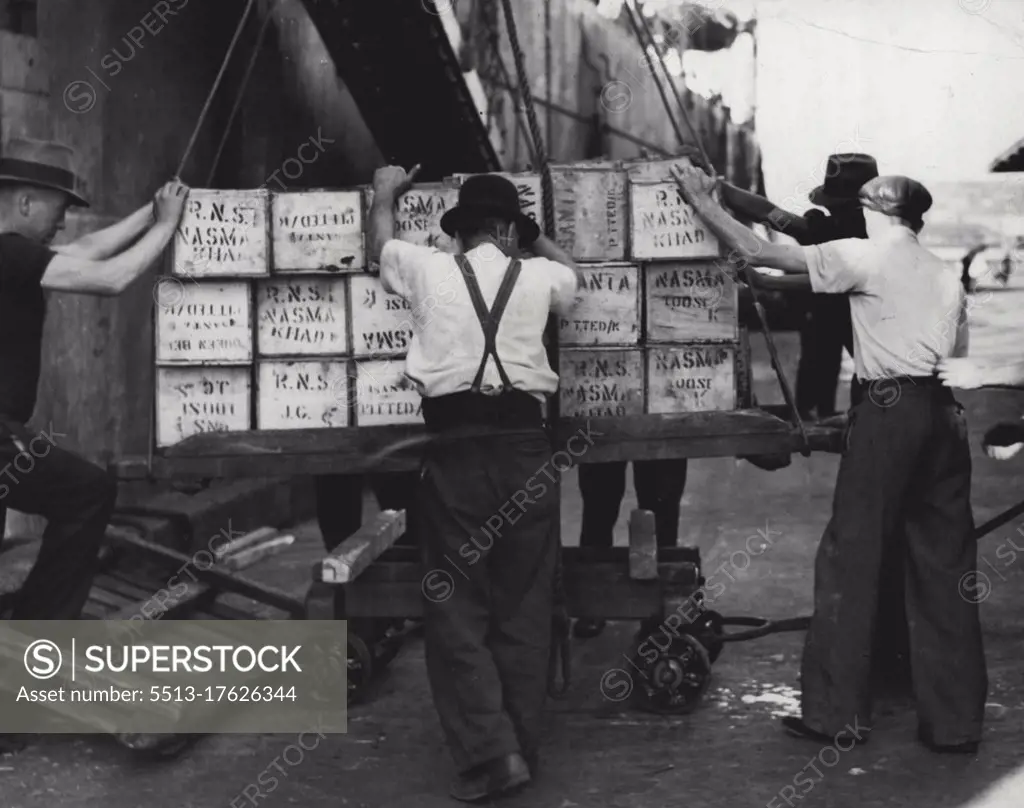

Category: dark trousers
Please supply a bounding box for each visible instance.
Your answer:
[0,433,116,619]
[418,428,559,773]
[801,385,987,744]
[314,473,418,553]
[578,460,688,548]
[796,295,854,418]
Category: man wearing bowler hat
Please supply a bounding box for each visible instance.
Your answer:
[0,139,187,623]
[674,164,985,753]
[367,164,581,801]
[721,154,912,693]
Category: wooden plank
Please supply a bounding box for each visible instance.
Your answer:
[348,275,415,358]
[318,509,407,584]
[256,359,351,430]
[557,263,640,347]
[628,509,658,580]
[220,535,294,571]
[172,188,269,278]
[270,189,364,272]
[550,163,627,261]
[559,348,644,418]
[154,280,252,364]
[646,345,737,414]
[255,277,349,356]
[213,526,279,560]
[352,359,424,426]
[155,366,252,448]
[365,183,459,252]
[644,262,738,343]
[105,582,211,621]
[104,526,305,616]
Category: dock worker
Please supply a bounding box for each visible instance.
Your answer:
[573,460,687,638]
[368,164,582,801]
[672,164,986,753]
[720,154,911,694]
[0,138,188,750]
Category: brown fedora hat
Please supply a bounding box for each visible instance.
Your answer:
[808,153,878,208]
[0,138,89,207]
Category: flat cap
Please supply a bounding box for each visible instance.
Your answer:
[857,175,932,220]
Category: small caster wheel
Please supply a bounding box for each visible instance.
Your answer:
[115,733,199,760]
[628,633,712,716]
[347,633,374,706]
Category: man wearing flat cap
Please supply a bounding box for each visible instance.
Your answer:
[0,140,187,622]
[367,164,582,801]
[672,164,986,754]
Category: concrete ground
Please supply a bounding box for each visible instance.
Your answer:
[4,294,1024,807]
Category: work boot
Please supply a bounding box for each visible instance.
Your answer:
[449,753,531,802]
[781,716,869,746]
[572,618,606,639]
[917,729,979,755]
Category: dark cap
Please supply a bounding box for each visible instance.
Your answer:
[857,175,932,221]
[439,174,540,245]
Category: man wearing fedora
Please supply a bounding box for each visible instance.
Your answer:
[720,153,912,694]
[673,164,986,754]
[367,163,581,802]
[0,139,187,629]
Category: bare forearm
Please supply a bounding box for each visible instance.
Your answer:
[531,235,584,289]
[721,184,808,238]
[98,221,178,292]
[59,204,154,260]
[368,191,396,266]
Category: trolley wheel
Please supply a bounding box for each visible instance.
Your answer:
[629,633,713,716]
[115,733,200,760]
[347,632,374,706]
[373,620,407,669]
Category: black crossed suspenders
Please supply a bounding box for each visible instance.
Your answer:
[453,253,523,395]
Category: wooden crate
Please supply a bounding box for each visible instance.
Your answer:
[255,277,349,357]
[348,275,415,358]
[645,344,736,414]
[628,182,720,260]
[551,162,628,261]
[558,263,640,347]
[155,366,252,448]
[270,189,364,273]
[366,183,458,253]
[155,280,252,364]
[352,359,424,426]
[644,262,738,343]
[256,360,351,430]
[172,189,268,278]
[559,348,645,418]
[452,171,541,228]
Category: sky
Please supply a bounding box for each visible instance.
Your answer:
[671,0,1024,212]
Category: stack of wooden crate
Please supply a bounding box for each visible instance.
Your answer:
[554,156,749,419]
[153,157,751,448]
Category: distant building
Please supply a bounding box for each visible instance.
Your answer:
[991,135,1024,172]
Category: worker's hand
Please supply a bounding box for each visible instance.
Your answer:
[373,164,421,198]
[982,422,1024,460]
[671,163,719,205]
[153,178,189,225]
[936,357,990,390]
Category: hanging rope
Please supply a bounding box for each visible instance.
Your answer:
[175,0,258,180]
[498,0,555,238]
[206,8,274,186]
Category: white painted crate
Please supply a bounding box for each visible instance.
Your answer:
[352,359,424,426]
[365,183,459,253]
[154,280,252,364]
[558,348,645,418]
[155,365,252,447]
[645,344,737,414]
[270,189,364,272]
[551,162,628,261]
[348,275,415,358]
[557,263,640,347]
[644,262,738,343]
[255,277,349,356]
[256,359,351,430]
[172,188,269,278]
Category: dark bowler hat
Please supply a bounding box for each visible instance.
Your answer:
[808,153,878,207]
[440,174,540,245]
[0,138,89,207]
[858,175,932,221]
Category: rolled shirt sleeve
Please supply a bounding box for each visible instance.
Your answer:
[379,239,438,297]
[802,238,873,294]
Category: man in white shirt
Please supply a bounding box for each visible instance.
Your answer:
[672,165,986,755]
[368,166,582,802]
